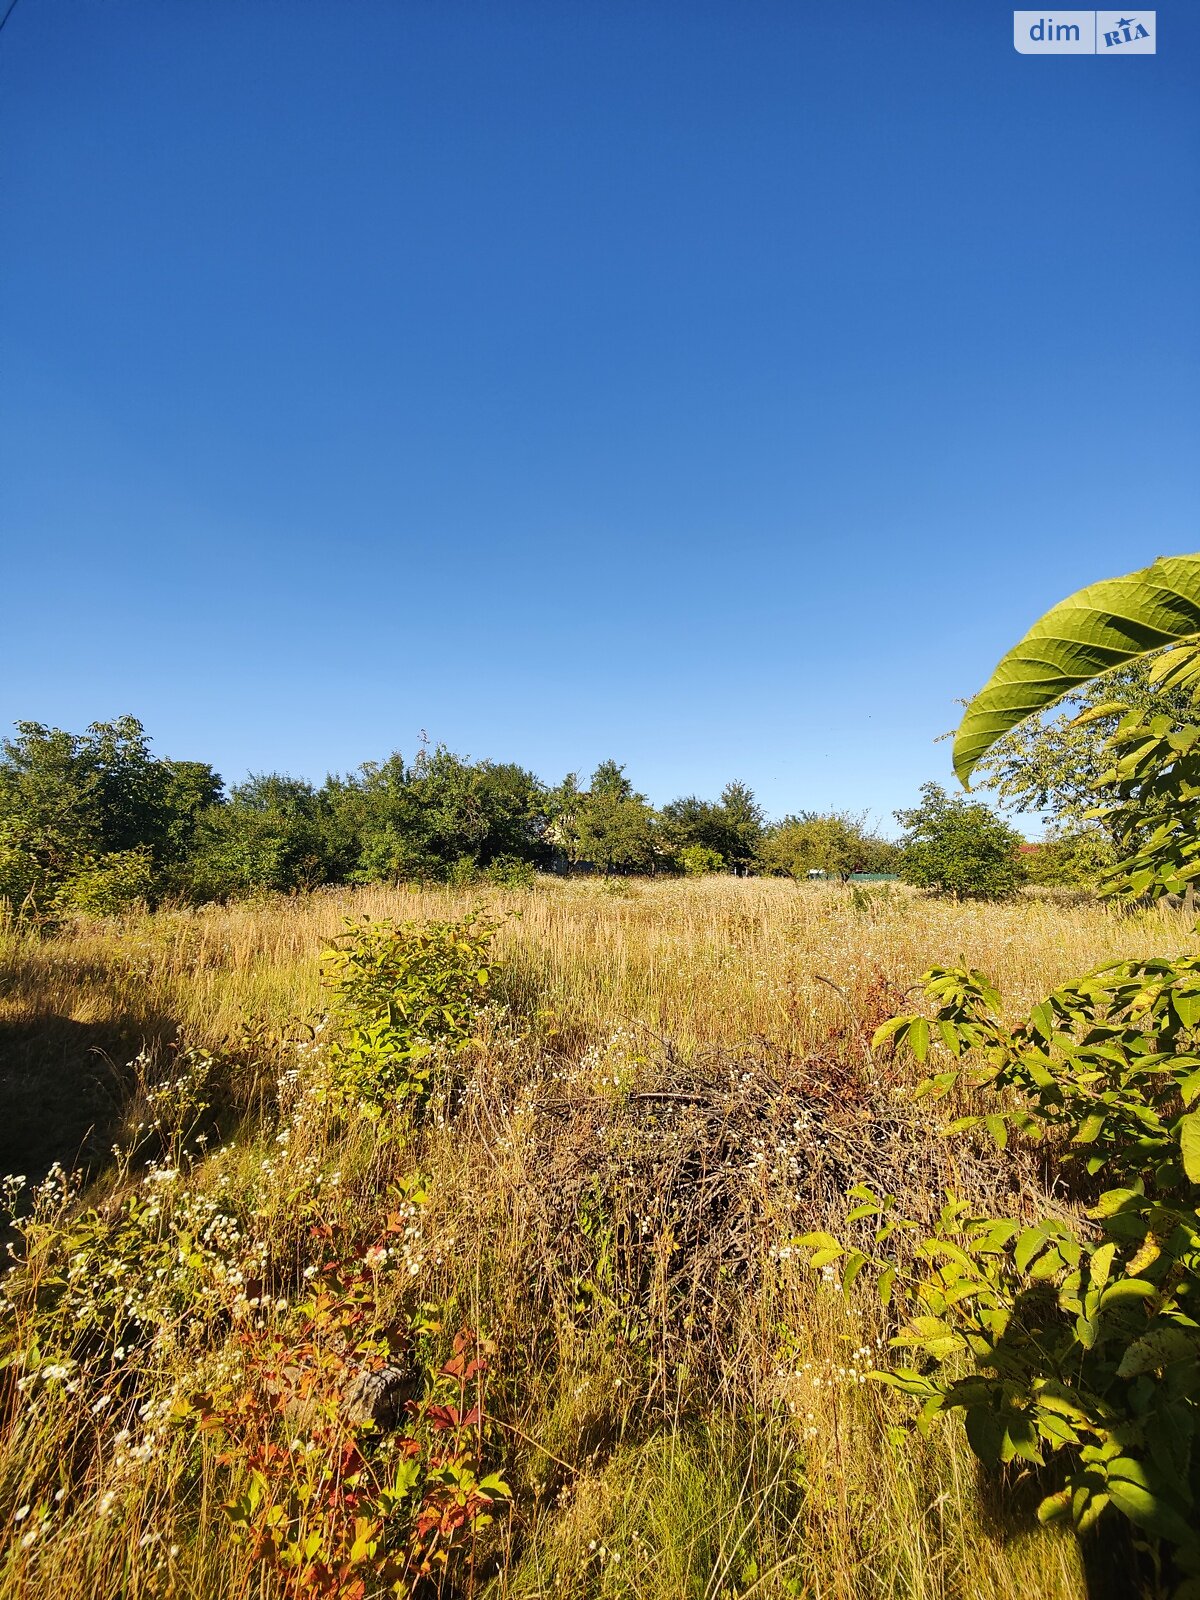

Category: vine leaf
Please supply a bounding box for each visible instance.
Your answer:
[953,554,1200,787]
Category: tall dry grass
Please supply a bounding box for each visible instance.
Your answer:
[1,877,1180,1598]
[2,874,1184,1054]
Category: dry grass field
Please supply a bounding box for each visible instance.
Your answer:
[0,877,1186,1599]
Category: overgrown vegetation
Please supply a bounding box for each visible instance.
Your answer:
[811,556,1200,1596]
[895,783,1025,900]
[2,873,1127,1599]
[322,914,498,1118]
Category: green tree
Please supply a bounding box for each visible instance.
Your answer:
[0,717,221,912]
[758,811,894,881]
[954,555,1200,903]
[182,773,335,898]
[323,747,547,885]
[717,781,765,872]
[59,849,156,915]
[158,760,225,864]
[660,781,763,872]
[413,748,546,874]
[322,754,428,884]
[895,782,1022,898]
[0,724,105,909]
[544,772,585,866]
[660,795,730,864]
[557,761,659,873]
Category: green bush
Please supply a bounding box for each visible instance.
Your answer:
[180,782,333,900]
[321,914,497,1115]
[484,855,538,889]
[823,564,1200,1594]
[678,844,725,876]
[757,811,896,881]
[57,847,155,916]
[1022,828,1115,889]
[831,958,1200,1591]
[446,855,480,888]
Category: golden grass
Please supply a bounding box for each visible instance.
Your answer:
[2,875,1185,1057]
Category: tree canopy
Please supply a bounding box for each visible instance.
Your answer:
[10,711,1049,911]
[0,723,798,909]
[895,782,1024,899]
[758,811,894,881]
[969,657,1194,840]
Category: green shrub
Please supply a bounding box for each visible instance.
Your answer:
[56,847,154,916]
[758,812,894,881]
[861,962,1200,1570]
[1023,828,1115,889]
[446,855,480,888]
[678,844,725,877]
[321,914,497,1115]
[484,855,538,889]
[825,564,1200,1594]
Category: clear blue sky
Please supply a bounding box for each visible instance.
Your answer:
[2,1,1197,828]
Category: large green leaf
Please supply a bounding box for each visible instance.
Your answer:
[954,555,1200,787]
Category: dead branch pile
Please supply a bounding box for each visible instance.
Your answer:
[499,1043,1053,1374]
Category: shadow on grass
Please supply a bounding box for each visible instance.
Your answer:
[0,1009,179,1184]
[974,1459,1155,1599]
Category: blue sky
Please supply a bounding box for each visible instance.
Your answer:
[2,1,1197,829]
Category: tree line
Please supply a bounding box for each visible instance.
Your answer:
[0,712,1112,916]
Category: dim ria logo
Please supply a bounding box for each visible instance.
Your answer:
[1013,11,1156,53]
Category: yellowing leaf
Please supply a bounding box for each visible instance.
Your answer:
[1179,1111,1200,1182]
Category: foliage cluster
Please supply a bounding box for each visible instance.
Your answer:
[19,624,1199,915]
[808,563,1200,1592]
[195,1253,510,1598]
[0,727,771,913]
[659,781,766,873]
[757,810,897,882]
[1,1147,255,1384]
[545,761,662,875]
[321,915,497,1116]
[0,717,219,916]
[969,643,1200,900]
[895,782,1025,900]
[19,697,1168,909]
[2,721,944,911]
[677,844,725,876]
[1023,829,1117,890]
[848,953,1200,1586]
[970,656,1195,844]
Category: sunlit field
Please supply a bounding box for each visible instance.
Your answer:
[1,877,1185,1599]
